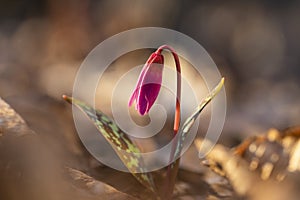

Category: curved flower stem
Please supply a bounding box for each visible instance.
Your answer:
[156,45,181,199]
[156,45,181,133]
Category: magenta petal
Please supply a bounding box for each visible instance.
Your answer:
[137,83,161,115]
[128,52,164,115]
[145,84,161,110]
[132,53,158,92]
[128,61,152,107]
[136,91,149,115]
[128,88,138,106]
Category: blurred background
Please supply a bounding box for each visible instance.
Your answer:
[1,0,299,143]
[0,0,300,199]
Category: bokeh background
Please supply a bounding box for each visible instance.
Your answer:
[1,0,299,141]
[0,0,300,199]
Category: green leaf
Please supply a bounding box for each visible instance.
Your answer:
[63,95,157,193]
[164,78,225,199]
[174,77,225,159]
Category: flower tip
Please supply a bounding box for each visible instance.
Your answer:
[138,110,147,116]
[221,77,225,84]
[62,95,73,104]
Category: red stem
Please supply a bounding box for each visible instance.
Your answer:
[156,45,181,133]
[156,45,181,199]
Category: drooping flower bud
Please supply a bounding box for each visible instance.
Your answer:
[128,52,164,115]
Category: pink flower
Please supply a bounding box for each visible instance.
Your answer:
[129,52,164,115]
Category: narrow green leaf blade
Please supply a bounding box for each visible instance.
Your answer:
[63,95,157,193]
[175,77,225,160]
